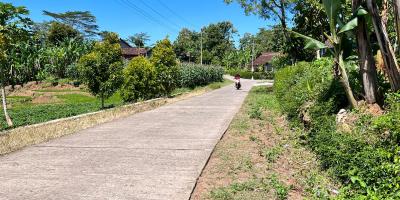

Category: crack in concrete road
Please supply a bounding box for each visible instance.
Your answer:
[0,80,255,200]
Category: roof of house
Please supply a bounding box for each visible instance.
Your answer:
[120,39,131,48]
[253,52,280,66]
[122,48,147,56]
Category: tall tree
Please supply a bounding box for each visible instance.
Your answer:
[352,0,380,104]
[225,0,294,44]
[201,21,237,65]
[43,10,99,37]
[127,32,150,48]
[0,2,31,127]
[174,28,199,62]
[367,0,400,91]
[393,0,400,52]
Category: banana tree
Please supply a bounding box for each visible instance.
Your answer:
[293,0,365,108]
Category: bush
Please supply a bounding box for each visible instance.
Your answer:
[121,56,159,102]
[179,63,224,88]
[274,58,400,198]
[270,54,291,70]
[274,58,346,119]
[226,69,274,80]
[150,38,179,96]
[77,32,123,108]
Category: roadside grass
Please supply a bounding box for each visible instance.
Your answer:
[0,80,232,131]
[0,79,233,155]
[191,86,338,200]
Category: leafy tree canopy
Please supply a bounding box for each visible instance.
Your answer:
[47,21,80,45]
[43,10,99,38]
[77,32,123,108]
[127,32,150,48]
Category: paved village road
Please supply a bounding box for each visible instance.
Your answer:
[0,79,255,200]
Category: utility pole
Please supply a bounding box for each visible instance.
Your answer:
[251,39,255,80]
[200,28,203,65]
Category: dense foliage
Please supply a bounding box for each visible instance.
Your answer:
[77,32,123,108]
[121,56,158,102]
[274,59,400,198]
[151,38,180,96]
[179,63,224,88]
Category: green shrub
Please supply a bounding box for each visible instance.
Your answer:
[178,63,224,88]
[78,32,123,108]
[274,58,346,119]
[270,54,291,70]
[121,56,159,102]
[150,38,179,96]
[274,58,400,198]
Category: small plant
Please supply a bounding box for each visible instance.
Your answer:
[270,175,291,200]
[248,106,263,119]
[260,146,283,162]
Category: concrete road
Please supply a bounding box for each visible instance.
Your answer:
[0,79,255,200]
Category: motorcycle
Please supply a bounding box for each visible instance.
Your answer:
[235,78,241,90]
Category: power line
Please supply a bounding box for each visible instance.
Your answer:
[116,0,178,33]
[115,0,154,26]
[156,0,196,29]
[137,0,181,30]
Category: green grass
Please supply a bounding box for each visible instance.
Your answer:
[202,86,337,200]
[0,82,227,131]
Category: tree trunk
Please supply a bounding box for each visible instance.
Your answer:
[353,0,381,104]
[101,93,105,109]
[394,0,400,53]
[367,0,400,91]
[338,52,358,108]
[1,85,13,127]
[382,0,389,27]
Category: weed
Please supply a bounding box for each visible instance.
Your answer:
[270,174,291,200]
[260,146,283,162]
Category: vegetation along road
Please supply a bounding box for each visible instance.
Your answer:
[0,79,255,200]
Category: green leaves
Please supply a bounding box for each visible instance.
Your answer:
[338,17,358,34]
[291,31,327,50]
[322,0,340,36]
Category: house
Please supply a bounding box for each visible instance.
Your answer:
[119,39,148,60]
[252,52,280,72]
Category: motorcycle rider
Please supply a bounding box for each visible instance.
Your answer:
[234,74,241,90]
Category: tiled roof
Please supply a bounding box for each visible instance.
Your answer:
[253,52,280,66]
[122,48,147,56]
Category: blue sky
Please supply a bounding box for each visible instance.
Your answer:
[5,0,280,45]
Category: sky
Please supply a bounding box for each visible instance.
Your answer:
[5,0,279,46]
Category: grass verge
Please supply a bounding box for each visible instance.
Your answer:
[0,79,232,156]
[191,86,339,200]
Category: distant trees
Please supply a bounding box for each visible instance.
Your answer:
[174,28,199,62]
[127,32,150,48]
[77,33,123,108]
[174,21,236,66]
[43,10,99,38]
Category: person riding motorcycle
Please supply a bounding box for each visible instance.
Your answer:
[234,74,241,90]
